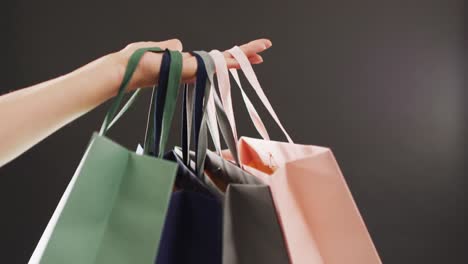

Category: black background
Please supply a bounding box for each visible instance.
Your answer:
[1,0,466,263]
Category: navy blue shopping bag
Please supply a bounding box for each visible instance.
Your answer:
[148,52,223,264]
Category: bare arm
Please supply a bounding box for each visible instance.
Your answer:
[0,38,271,166]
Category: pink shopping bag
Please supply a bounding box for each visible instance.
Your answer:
[209,47,381,264]
[237,137,380,264]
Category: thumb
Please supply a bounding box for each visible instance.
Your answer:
[156,38,183,51]
[122,39,183,52]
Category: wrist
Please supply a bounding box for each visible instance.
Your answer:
[102,52,127,95]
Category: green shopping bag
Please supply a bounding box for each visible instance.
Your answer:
[29,48,183,264]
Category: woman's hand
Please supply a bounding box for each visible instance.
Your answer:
[0,38,272,166]
[110,38,272,91]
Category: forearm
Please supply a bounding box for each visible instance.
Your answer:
[0,54,121,166]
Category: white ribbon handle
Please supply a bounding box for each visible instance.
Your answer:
[210,50,270,142]
[227,46,293,143]
[206,84,222,154]
[229,69,270,141]
[209,50,238,142]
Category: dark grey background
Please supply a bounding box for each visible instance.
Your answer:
[1,0,466,263]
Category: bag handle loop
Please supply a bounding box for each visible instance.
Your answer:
[227,46,293,143]
[99,47,163,135]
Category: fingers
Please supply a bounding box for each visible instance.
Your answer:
[121,39,183,90]
[221,38,271,62]
[180,38,271,81]
[236,38,272,57]
[248,54,264,64]
[181,56,198,81]
[223,54,263,68]
[222,38,270,68]
[180,54,263,81]
[124,38,271,84]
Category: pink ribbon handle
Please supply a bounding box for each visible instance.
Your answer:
[210,49,270,142]
[229,69,270,141]
[227,46,293,143]
[209,50,238,142]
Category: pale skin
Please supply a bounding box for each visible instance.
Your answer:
[0,38,272,166]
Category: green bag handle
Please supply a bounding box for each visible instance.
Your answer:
[143,50,172,155]
[158,50,183,156]
[99,47,163,136]
[143,86,158,154]
[107,88,142,130]
[104,49,182,157]
[142,50,183,157]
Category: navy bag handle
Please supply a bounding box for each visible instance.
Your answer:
[145,50,171,156]
[181,53,208,174]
